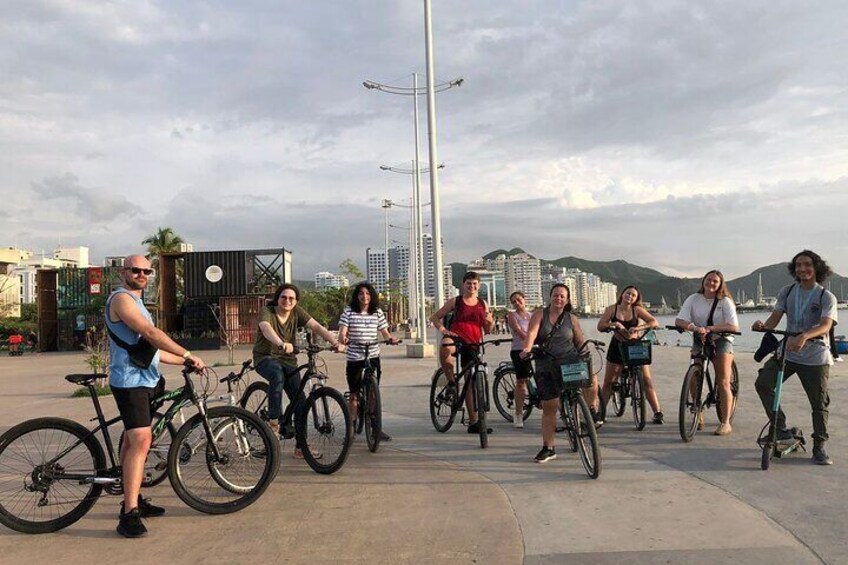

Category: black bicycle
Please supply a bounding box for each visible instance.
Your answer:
[0,362,280,534]
[526,342,602,479]
[666,325,741,442]
[753,328,806,470]
[492,340,606,424]
[349,340,401,453]
[600,328,655,430]
[239,343,353,474]
[429,337,511,448]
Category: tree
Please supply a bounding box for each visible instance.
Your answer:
[338,258,364,284]
[142,227,185,271]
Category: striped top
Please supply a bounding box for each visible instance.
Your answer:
[339,307,388,361]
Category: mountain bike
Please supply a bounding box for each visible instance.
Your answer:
[0,362,280,534]
[492,340,606,424]
[526,342,602,479]
[349,340,401,453]
[429,337,511,448]
[753,328,807,470]
[666,325,741,442]
[600,328,655,430]
[239,344,353,474]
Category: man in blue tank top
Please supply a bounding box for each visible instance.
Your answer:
[107,255,205,537]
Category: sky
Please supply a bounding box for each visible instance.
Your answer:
[2,0,847,280]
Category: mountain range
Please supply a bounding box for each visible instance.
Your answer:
[451,248,848,306]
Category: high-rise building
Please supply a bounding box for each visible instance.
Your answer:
[53,246,89,268]
[506,253,543,307]
[442,264,456,301]
[314,271,349,290]
[366,248,389,293]
[422,233,447,302]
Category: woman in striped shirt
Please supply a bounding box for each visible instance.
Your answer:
[338,281,400,441]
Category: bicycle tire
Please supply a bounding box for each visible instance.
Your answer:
[429,368,459,433]
[761,442,772,470]
[295,387,352,475]
[492,369,533,422]
[612,378,627,417]
[363,374,382,453]
[168,406,280,514]
[474,370,488,449]
[560,395,579,452]
[631,370,647,431]
[679,364,705,443]
[573,395,602,479]
[0,417,106,533]
[239,381,270,422]
[715,360,740,424]
[117,411,176,488]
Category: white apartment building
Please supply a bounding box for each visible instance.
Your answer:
[506,253,543,307]
[366,248,389,293]
[53,246,89,268]
[314,271,349,290]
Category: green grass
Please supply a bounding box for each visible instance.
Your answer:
[72,385,112,398]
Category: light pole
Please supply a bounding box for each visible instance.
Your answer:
[364,73,461,344]
[380,163,442,344]
[381,199,392,323]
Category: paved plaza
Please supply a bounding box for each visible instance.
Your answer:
[0,342,846,564]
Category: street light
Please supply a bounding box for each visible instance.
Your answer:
[365,71,460,344]
[381,199,392,323]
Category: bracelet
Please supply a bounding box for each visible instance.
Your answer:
[182,350,192,359]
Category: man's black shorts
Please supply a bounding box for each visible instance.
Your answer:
[346,357,382,394]
[111,377,165,430]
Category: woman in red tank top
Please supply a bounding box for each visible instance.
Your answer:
[430,271,494,434]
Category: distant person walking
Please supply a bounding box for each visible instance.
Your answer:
[507,291,533,428]
[675,270,739,436]
[753,250,838,465]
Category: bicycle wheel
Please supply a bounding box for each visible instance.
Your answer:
[239,381,270,422]
[168,406,280,514]
[560,395,578,452]
[631,370,647,431]
[715,360,740,424]
[0,417,106,533]
[296,387,352,475]
[363,374,382,453]
[474,370,488,449]
[612,378,627,417]
[493,369,533,423]
[117,412,175,488]
[429,368,459,433]
[572,395,602,479]
[679,364,705,442]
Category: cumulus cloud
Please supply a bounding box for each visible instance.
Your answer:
[30,173,143,222]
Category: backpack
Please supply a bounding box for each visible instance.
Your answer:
[444,296,487,331]
[785,283,839,359]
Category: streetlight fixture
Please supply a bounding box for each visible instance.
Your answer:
[365,71,460,349]
[381,199,392,323]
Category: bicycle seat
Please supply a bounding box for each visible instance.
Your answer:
[65,374,107,385]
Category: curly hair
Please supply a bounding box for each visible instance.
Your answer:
[788,250,833,284]
[349,281,380,315]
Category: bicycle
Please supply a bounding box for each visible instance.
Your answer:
[239,343,353,474]
[599,328,655,430]
[428,337,511,448]
[753,328,807,470]
[492,340,606,424]
[349,340,402,453]
[665,325,741,442]
[0,362,280,534]
[525,342,602,479]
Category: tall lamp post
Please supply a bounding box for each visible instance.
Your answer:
[380,163,442,344]
[381,199,392,323]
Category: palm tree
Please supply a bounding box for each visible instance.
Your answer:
[141,227,184,271]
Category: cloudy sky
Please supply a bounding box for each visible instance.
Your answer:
[2,0,847,280]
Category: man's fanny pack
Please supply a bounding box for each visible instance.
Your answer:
[107,326,158,369]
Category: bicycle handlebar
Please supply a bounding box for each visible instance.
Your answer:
[752,328,801,337]
[220,359,254,384]
[443,337,511,348]
[664,325,741,336]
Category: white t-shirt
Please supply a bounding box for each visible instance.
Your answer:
[338,307,388,361]
[678,294,739,341]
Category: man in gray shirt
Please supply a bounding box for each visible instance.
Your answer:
[753,250,838,465]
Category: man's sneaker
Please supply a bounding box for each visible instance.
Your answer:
[137,495,165,518]
[714,423,732,436]
[513,412,524,429]
[812,446,833,466]
[775,428,795,442]
[116,506,147,538]
[652,411,664,425]
[534,446,556,463]
[444,382,458,403]
[379,431,392,442]
[467,421,493,434]
[589,408,604,428]
[294,446,322,460]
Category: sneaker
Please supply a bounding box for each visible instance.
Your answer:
[775,428,795,442]
[137,495,165,518]
[534,446,557,463]
[714,423,732,436]
[379,431,392,442]
[467,421,493,434]
[513,412,524,429]
[444,382,458,403]
[294,447,322,460]
[116,506,147,538]
[589,408,604,428]
[652,411,664,425]
[812,446,833,466]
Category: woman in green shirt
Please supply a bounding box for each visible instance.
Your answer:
[253,283,343,457]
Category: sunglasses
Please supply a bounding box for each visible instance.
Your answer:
[127,267,155,276]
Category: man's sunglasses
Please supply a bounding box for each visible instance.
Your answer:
[127,267,155,276]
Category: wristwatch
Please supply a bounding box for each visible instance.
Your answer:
[182,350,192,359]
